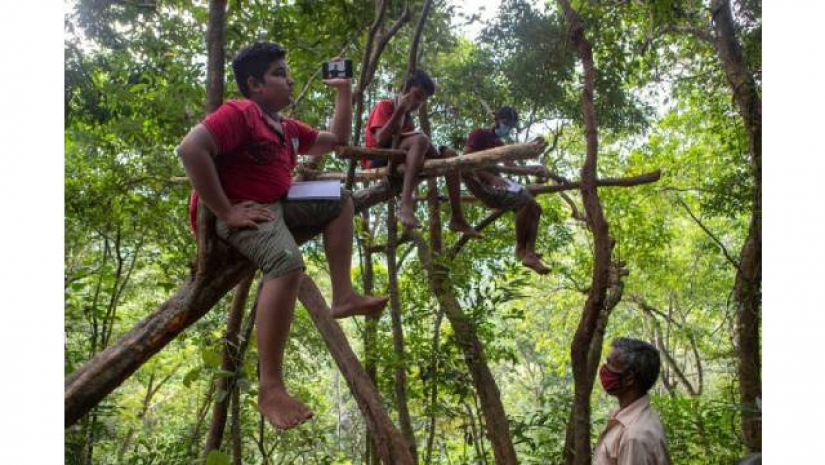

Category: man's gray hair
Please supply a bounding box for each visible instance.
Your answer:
[611,337,661,393]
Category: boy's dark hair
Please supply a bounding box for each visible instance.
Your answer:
[611,337,661,394]
[232,42,287,97]
[405,69,436,96]
[495,106,519,125]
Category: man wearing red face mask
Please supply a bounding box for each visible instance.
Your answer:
[594,338,671,465]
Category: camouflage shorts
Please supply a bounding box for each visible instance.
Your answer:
[216,190,351,280]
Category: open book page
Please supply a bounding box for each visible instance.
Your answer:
[287,180,341,200]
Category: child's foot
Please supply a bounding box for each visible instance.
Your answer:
[516,248,543,260]
[331,293,389,319]
[448,218,482,238]
[258,386,314,430]
[521,252,551,275]
[398,205,420,229]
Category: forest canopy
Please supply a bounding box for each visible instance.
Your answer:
[63,0,761,464]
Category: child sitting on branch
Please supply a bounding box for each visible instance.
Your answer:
[462,106,551,274]
[177,42,388,430]
[364,70,479,236]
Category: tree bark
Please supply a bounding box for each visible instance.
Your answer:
[204,0,227,115]
[203,275,254,456]
[556,2,614,464]
[709,0,761,452]
[359,208,382,465]
[385,197,419,462]
[296,276,414,465]
[230,386,242,465]
[564,263,626,463]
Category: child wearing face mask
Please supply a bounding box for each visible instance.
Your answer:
[461,106,551,275]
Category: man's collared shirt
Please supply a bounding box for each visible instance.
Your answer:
[593,395,671,465]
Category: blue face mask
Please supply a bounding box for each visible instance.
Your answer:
[495,122,512,139]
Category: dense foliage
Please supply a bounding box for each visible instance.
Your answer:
[65,0,760,463]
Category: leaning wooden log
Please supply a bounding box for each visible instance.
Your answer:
[400,141,541,176]
[528,169,662,195]
[338,142,541,177]
[297,276,414,465]
[489,164,552,178]
[65,181,396,427]
[314,170,386,183]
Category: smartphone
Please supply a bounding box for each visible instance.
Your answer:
[322,59,353,79]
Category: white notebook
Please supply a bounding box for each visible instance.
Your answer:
[287,180,341,200]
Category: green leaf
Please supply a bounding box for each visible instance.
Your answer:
[182,367,201,388]
[205,450,230,465]
[202,348,222,369]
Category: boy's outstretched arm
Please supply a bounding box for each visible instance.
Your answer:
[304,58,353,163]
[177,125,273,228]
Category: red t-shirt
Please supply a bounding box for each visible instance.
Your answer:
[465,127,503,153]
[188,99,319,232]
[363,99,415,168]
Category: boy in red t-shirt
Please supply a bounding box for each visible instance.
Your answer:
[177,42,388,430]
[365,70,479,236]
[462,106,550,274]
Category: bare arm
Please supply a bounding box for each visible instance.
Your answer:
[304,77,353,159]
[374,94,413,147]
[177,124,272,228]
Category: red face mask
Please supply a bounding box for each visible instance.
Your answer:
[599,364,625,393]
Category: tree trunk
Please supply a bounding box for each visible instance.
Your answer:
[230,386,242,465]
[204,0,227,114]
[709,0,761,452]
[203,275,254,456]
[565,264,626,462]
[556,2,613,464]
[358,209,382,465]
[386,197,419,462]
[297,276,414,465]
[411,232,518,464]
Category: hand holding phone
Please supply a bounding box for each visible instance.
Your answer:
[322,58,353,79]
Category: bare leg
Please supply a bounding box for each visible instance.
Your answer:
[439,147,481,238]
[517,200,550,275]
[324,196,389,318]
[397,135,428,229]
[515,205,530,259]
[256,270,315,430]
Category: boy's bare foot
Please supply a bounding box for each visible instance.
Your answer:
[448,219,482,238]
[331,293,389,319]
[258,386,314,430]
[521,252,551,275]
[398,205,420,229]
[516,248,543,260]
